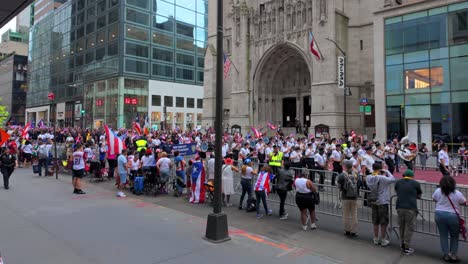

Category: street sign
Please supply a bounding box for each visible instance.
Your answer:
[338,56,345,89]
[47,92,55,100]
[359,105,364,112]
[360,98,368,106]
[365,105,372,115]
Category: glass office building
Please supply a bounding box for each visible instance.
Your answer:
[384,1,468,145]
[27,0,207,128]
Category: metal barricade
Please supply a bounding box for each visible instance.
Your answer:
[389,194,468,242]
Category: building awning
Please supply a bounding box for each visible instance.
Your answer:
[0,0,35,28]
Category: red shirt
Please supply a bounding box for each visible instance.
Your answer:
[8,141,17,154]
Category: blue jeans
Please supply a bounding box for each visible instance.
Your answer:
[255,190,269,215]
[175,171,185,193]
[239,178,252,209]
[435,211,460,255]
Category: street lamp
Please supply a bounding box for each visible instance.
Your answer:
[326,38,348,135]
[205,0,230,243]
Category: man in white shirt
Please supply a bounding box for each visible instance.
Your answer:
[255,138,266,163]
[438,144,451,177]
[331,144,343,185]
[289,146,302,177]
[221,141,229,158]
[305,143,315,180]
[358,144,367,157]
[361,146,375,175]
[314,148,326,190]
[384,140,396,174]
[264,141,273,162]
[239,142,251,161]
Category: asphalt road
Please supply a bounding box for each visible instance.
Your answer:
[0,168,465,264]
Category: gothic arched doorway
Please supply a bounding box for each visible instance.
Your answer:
[254,43,312,129]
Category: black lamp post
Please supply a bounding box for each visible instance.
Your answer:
[205,0,230,243]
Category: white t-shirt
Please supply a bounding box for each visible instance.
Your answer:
[332,150,342,161]
[433,188,466,214]
[222,143,229,157]
[255,143,265,154]
[130,156,140,171]
[290,151,301,163]
[314,153,325,167]
[362,154,375,173]
[281,146,290,157]
[84,147,94,160]
[66,136,75,143]
[22,144,33,154]
[350,156,361,172]
[305,148,314,158]
[265,147,273,157]
[157,157,172,171]
[439,150,450,165]
[240,147,250,159]
[141,155,155,167]
[242,166,254,179]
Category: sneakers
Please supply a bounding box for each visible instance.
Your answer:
[73,189,85,194]
[256,214,264,219]
[302,225,308,231]
[279,213,288,220]
[310,223,317,230]
[403,248,414,256]
[267,209,273,216]
[373,238,380,245]
[380,239,390,247]
[116,191,126,197]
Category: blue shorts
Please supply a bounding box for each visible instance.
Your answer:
[120,173,127,185]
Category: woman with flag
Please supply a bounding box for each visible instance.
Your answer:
[254,165,273,218]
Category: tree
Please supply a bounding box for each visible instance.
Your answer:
[0,98,10,127]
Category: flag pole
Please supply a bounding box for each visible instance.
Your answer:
[226,53,239,73]
[314,33,325,60]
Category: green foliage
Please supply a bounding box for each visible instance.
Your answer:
[0,98,10,126]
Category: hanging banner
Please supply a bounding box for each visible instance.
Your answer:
[338,56,345,89]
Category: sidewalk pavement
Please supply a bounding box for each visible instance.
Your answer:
[0,168,464,264]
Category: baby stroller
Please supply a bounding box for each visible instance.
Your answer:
[143,167,157,195]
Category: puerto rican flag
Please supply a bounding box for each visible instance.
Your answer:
[133,121,142,135]
[251,127,262,139]
[255,171,270,193]
[104,125,126,156]
[190,161,206,204]
[266,122,277,130]
[21,122,31,139]
[309,32,321,61]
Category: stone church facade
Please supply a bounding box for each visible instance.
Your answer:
[203,0,379,138]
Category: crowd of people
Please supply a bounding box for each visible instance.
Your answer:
[1,125,468,262]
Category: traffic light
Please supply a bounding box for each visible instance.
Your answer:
[81,109,85,114]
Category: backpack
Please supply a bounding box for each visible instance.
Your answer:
[342,172,358,199]
[38,146,48,159]
[367,180,380,205]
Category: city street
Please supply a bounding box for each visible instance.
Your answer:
[0,168,465,264]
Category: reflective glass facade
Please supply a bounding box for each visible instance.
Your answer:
[385,2,468,143]
[27,0,207,128]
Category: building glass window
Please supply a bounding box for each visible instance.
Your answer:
[449,9,468,45]
[404,67,443,90]
[197,98,202,108]
[152,31,173,47]
[187,97,194,108]
[96,46,105,60]
[451,56,468,91]
[154,0,174,16]
[127,0,149,10]
[176,67,194,81]
[153,48,173,62]
[176,37,194,52]
[108,42,118,56]
[176,97,184,107]
[97,15,106,29]
[125,59,149,74]
[97,0,106,14]
[108,8,118,24]
[176,53,194,66]
[126,8,149,26]
[126,24,149,42]
[96,29,106,46]
[86,34,96,48]
[86,22,95,34]
[152,95,161,106]
[108,23,118,41]
[164,96,173,106]
[152,63,173,78]
[126,42,149,58]
[154,15,174,32]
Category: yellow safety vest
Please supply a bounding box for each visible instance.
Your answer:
[269,152,283,167]
[136,139,147,152]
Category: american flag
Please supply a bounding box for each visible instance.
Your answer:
[223,53,232,79]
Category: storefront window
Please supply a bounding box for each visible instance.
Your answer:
[404,67,443,90]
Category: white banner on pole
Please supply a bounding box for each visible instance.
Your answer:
[338,56,345,89]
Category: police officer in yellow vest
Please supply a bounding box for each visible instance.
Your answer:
[269,144,284,175]
[135,136,148,153]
